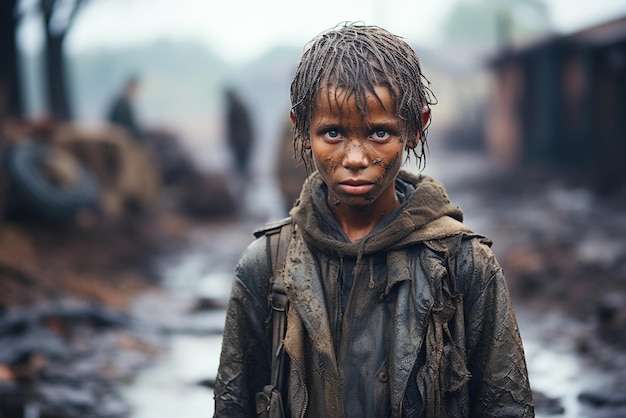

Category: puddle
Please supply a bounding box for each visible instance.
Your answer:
[517,307,626,418]
[123,268,229,417]
[122,224,248,417]
[124,334,221,417]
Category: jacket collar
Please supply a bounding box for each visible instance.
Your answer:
[290,170,467,258]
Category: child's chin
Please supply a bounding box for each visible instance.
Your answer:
[342,197,377,210]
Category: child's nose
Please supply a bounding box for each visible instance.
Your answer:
[342,139,368,170]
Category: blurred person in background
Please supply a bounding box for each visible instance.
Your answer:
[224,87,255,181]
[107,74,144,143]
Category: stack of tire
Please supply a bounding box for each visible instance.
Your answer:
[2,141,99,224]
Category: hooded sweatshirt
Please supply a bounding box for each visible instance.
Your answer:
[214,170,534,418]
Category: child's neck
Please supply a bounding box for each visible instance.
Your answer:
[328,194,400,242]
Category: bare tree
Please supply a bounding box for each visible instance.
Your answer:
[0,0,23,118]
[1,0,91,121]
[40,0,90,120]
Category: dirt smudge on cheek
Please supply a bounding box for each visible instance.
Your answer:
[371,153,400,185]
[317,156,337,176]
[328,158,341,174]
[385,153,401,172]
[372,157,385,184]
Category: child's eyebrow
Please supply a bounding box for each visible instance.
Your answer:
[312,117,341,127]
[367,117,401,125]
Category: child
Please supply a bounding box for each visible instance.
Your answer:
[214,23,534,417]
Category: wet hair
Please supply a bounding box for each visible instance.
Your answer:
[290,22,436,171]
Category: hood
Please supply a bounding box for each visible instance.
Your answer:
[290,170,472,259]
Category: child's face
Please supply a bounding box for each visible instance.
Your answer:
[305,85,411,211]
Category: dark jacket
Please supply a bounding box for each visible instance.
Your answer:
[214,171,534,417]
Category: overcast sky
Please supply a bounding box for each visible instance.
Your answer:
[18,0,626,64]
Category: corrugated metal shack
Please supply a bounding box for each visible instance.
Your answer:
[485,16,626,193]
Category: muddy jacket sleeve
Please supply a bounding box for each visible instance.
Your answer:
[460,238,534,417]
[214,237,272,417]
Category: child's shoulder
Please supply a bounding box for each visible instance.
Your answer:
[253,216,293,239]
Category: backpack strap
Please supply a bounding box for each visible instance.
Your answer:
[255,217,293,394]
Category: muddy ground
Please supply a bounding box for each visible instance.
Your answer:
[1,158,626,417]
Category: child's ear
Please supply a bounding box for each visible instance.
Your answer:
[407,107,431,149]
[289,110,296,125]
[421,107,431,128]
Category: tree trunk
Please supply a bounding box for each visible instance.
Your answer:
[45,31,72,120]
[0,0,24,118]
[41,0,75,121]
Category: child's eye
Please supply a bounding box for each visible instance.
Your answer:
[371,130,390,141]
[324,130,342,140]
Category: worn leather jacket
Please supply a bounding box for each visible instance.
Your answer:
[214,171,534,417]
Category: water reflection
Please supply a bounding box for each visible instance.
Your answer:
[517,309,622,418]
[124,334,220,417]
